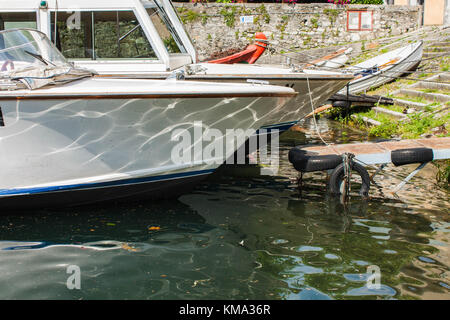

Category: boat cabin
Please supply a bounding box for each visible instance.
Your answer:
[0,0,197,74]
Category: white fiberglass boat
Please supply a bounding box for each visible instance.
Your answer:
[0,29,297,208]
[0,0,353,129]
[338,41,423,95]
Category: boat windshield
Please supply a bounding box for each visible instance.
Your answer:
[0,28,70,76]
[143,0,188,54]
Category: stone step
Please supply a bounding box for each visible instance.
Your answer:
[423,51,445,58]
[436,73,450,82]
[425,46,450,52]
[411,81,450,91]
[398,89,450,103]
[372,107,407,120]
[422,73,450,83]
[393,98,428,109]
[425,41,450,47]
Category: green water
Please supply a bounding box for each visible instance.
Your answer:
[0,119,448,300]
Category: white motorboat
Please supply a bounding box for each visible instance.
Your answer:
[0,29,297,208]
[0,0,353,129]
[338,41,423,95]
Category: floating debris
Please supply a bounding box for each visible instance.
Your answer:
[121,243,139,252]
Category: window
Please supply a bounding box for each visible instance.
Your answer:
[0,12,37,30]
[51,11,157,60]
[145,7,186,54]
[347,10,373,31]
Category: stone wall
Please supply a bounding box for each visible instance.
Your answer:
[174,3,421,62]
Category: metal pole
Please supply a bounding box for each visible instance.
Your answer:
[346,83,350,121]
[391,162,428,194]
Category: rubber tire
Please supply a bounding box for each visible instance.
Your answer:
[289,148,342,172]
[329,162,370,197]
[391,148,433,167]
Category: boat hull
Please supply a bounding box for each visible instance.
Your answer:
[0,170,211,209]
[102,72,353,124]
[338,41,423,95]
[0,84,295,207]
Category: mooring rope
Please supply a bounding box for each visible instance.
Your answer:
[342,152,355,200]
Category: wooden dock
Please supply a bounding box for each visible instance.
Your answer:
[290,137,450,196]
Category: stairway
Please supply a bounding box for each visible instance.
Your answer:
[387,38,450,111]
[360,36,449,128]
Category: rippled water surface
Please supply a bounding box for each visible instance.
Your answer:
[0,119,448,300]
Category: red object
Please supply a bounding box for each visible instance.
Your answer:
[346,10,374,31]
[207,32,268,64]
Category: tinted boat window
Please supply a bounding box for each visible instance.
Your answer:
[51,11,157,60]
[145,8,185,54]
[0,12,37,30]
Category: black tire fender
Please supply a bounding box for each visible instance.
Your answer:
[329,161,370,197]
[289,148,342,172]
[391,148,433,166]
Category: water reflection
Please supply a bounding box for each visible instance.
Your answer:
[0,118,448,300]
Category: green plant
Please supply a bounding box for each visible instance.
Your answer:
[201,12,209,25]
[303,36,312,46]
[277,15,289,34]
[324,8,339,24]
[256,4,270,24]
[177,8,201,24]
[433,160,450,189]
[219,5,237,28]
[163,37,179,53]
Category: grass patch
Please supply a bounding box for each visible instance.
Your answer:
[376,103,405,113]
[418,88,449,95]
[393,94,428,104]
[330,106,450,139]
[418,72,431,78]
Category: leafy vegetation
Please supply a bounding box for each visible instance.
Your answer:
[433,160,450,189]
[219,5,238,28]
[333,107,449,140]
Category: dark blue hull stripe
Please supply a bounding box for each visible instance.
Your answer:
[258,121,298,133]
[0,169,215,197]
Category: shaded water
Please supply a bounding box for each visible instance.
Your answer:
[0,118,448,300]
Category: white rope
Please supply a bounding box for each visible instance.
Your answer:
[306,74,331,147]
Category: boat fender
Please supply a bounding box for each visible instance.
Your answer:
[391,148,433,166]
[354,66,379,77]
[332,100,350,108]
[329,161,370,197]
[288,148,342,172]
